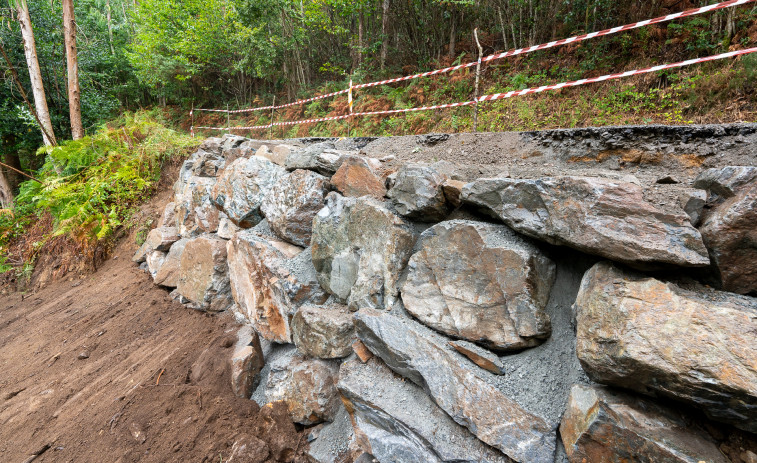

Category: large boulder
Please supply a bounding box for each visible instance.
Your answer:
[387,163,449,221]
[176,235,233,312]
[402,220,555,351]
[284,142,351,175]
[574,261,757,432]
[259,169,330,247]
[560,384,728,463]
[291,303,355,359]
[230,326,265,399]
[462,176,710,267]
[227,229,327,343]
[355,309,555,463]
[330,157,386,199]
[132,226,180,263]
[338,357,511,463]
[174,176,220,236]
[696,168,757,294]
[311,193,416,311]
[255,349,341,425]
[153,238,188,288]
[211,156,286,228]
[157,201,176,228]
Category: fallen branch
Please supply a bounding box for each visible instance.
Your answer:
[21,443,51,463]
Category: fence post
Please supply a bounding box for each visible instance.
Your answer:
[269,95,276,140]
[190,102,195,138]
[347,78,354,138]
[226,104,231,135]
[473,28,483,133]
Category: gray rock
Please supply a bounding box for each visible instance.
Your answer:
[230,325,265,399]
[575,261,757,432]
[311,193,416,311]
[339,356,511,463]
[560,384,728,463]
[306,404,355,463]
[174,175,220,236]
[387,163,449,221]
[285,142,348,175]
[260,169,330,247]
[176,235,233,312]
[462,176,710,267]
[132,226,180,263]
[145,250,167,278]
[187,148,226,177]
[355,308,555,463]
[698,178,757,294]
[153,238,188,288]
[693,166,757,200]
[211,156,286,228]
[199,137,223,156]
[227,229,327,343]
[291,303,355,359]
[217,213,241,240]
[678,190,706,226]
[257,350,340,425]
[157,201,176,228]
[402,220,554,351]
[449,340,506,375]
[220,134,248,152]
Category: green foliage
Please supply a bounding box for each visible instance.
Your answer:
[2,111,195,266]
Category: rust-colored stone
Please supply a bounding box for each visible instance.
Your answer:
[331,157,387,199]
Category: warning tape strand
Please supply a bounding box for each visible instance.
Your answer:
[192,0,754,115]
[192,47,757,132]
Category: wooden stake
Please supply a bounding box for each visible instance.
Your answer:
[473,28,483,133]
[269,96,276,140]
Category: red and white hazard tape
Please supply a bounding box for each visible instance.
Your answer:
[191,47,757,132]
[477,47,757,102]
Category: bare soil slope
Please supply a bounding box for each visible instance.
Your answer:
[0,236,309,463]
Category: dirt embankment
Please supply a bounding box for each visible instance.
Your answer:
[0,226,309,463]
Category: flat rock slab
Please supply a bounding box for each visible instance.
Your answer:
[285,142,354,175]
[338,356,511,463]
[574,261,757,432]
[257,350,341,425]
[355,308,555,463]
[697,168,757,294]
[311,193,416,311]
[291,303,355,359]
[133,226,179,263]
[260,169,330,247]
[230,326,265,399]
[560,384,728,463]
[402,220,555,351]
[211,156,286,227]
[387,163,449,221]
[176,235,233,312]
[449,340,506,375]
[227,229,327,343]
[462,176,710,267]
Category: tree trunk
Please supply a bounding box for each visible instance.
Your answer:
[63,0,84,140]
[380,0,389,70]
[357,9,364,68]
[106,0,115,55]
[0,168,13,209]
[448,8,456,60]
[16,0,56,146]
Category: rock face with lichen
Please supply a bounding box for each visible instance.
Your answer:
[462,176,710,267]
[560,384,728,463]
[574,261,757,433]
[311,193,416,311]
[402,220,555,351]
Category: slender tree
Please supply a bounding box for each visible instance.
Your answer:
[62,0,83,139]
[12,0,57,146]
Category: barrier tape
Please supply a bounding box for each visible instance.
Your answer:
[192,0,754,116]
[191,47,757,132]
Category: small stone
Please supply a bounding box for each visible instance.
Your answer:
[441,179,465,208]
[145,250,167,279]
[153,238,188,288]
[157,202,176,228]
[449,340,505,375]
[679,190,707,226]
[132,226,180,263]
[330,157,387,199]
[352,340,373,363]
[291,303,355,359]
[77,351,90,360]
[217,213,241,240]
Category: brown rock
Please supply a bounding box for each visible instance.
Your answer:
[575,261,757,432]
[449,340,505,375]
[401,220,554,351]
[176,235,233,312]
[441,179,465,208]
[153,238,188,288]
[132,226,180,263]
[227,230,327,343]
[352,340,373,363]
[230,326,265,399]
[560,384,728,463]
[331,157,386,199]
[699,182,757,294]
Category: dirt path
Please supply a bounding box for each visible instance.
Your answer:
[0,237,308,463]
